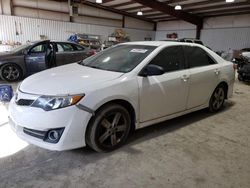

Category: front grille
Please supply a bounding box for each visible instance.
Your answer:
[16,99,34,106]
[23,127,46,139]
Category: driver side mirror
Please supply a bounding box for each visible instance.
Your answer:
[140,64,165,77]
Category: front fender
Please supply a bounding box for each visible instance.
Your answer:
[78,77,140,123]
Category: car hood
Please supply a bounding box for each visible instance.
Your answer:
[0,52,15,59]
[19,63,124,95]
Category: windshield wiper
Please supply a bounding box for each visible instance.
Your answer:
[88,65,99,68]
[81,63,101,70]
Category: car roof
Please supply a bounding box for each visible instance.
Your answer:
[50,41,78,45]
[122,41,203,47]
[32,40,79,45]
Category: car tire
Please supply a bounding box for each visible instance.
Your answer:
[86,103,131,152]
[0,63,22,82]
[209,84,226,112]
[238,74,244,81]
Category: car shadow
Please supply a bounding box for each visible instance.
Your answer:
[0,100,235,186]
[72,100,235,155]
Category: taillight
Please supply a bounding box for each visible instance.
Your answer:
[88,50,96,56]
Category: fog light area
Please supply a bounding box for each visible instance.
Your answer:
[0,104,29,158]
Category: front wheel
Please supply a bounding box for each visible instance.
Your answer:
[86,104,131,152]
[0,63,22,82]
[209,85,226,112]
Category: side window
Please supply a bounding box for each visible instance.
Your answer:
[150,46,185,72]
[30,44,46,53]
[184,46,216,68]
[74,44,85,51]
[56,44,64,52]
[61,43,74,52]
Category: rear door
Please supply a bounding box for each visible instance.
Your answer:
[55,42,76,66]
[71,43,89,61]
[25,41,49,74]
[183,46,221,109]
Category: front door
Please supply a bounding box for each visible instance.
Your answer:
[138,46,190,122]
[25,41,49,75]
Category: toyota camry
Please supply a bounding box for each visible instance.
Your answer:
[8,41,235,152]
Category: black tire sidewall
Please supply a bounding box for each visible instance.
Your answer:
[86,104,131,152]
[238,74,244,81]
[0,63,22,82]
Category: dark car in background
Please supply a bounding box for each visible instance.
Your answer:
[162,38,204,45]
[177,38,204,45]
[0,40,91,82]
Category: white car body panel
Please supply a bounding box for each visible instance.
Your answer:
[138,69,190,122]
[187,64,221,109]
[19,63,124,95]
[9,41,235,151]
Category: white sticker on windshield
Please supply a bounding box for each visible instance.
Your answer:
[130,49,148,53]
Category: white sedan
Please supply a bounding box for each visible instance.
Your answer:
[8,41,235,152]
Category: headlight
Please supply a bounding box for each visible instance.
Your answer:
[17,83,21,93]
[31,95,84,111]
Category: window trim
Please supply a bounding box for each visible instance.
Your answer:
[59,42,75,52]
[73,44,86,51]
[183,46,218,69]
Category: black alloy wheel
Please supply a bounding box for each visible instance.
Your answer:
[0,64,22,82]
[86,104,131,152]
[209,85,226,112]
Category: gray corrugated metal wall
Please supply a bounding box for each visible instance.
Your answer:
[0,15,155,44]
[155,15,250,51]
[155,30,196,41]
[201,27,250,51]
[0,0,155,31]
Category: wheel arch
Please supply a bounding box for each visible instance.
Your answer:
[0,62,24,76]
[87,99,137,134]
[217,81,229,99]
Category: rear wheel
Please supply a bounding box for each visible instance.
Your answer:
[86,104,131,152]
[209,85,226,112]
[238,74,244,81]
[0,63,22,82]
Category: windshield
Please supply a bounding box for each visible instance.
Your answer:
[10,44,30,52]
[80,45,156,73]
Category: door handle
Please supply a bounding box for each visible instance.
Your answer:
[181,75,190,82]
[214,69,220,75]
